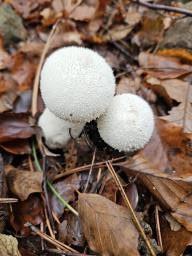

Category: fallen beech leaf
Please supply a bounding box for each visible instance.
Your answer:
[11,53,36,91]
[139,52,192,79]
[0,113,35,143]
[78,193,139,256]
[0,234,21,256]
[50,174,80,217]
[158,48,192,63]
[138,173,192,231]
[0,73,18,113]
[10,194,44,236]
[1,139,31,154]
[158,79,192,103]
[119,119,192,182]
[161,102,192,133]
[134,11,164,48]
[6,168,43,200]
[105,25,133,41]
[67,0,99,21]
[161,217,192,256]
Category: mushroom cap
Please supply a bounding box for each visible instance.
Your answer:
[97,94,154,152]
[38,108,84,149]
[40,46,115,122]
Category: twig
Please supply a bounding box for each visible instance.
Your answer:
[84,148,96,192]
[28,223,78,253]
[134,0,192,17]
[0,198,18,203]
[155,206,163,252]
[32,142,79,217]
[106,161,156,256]
[53,156,126,181]
[31,19,61,117]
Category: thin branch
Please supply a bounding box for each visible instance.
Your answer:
[27,223,78,253]
[134,0,192,17]
[106,161,156,256]
[0,198,18,203]
[31,19,61,117]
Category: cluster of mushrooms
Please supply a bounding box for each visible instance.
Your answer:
[38,46,154,152]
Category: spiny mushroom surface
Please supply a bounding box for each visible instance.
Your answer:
[38,108,84,149]
[97,94,154,152]
[40,46,115,122]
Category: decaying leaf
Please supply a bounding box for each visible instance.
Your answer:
[139,52,192,79]
[120,119,192,182]
[161,217,192,256]
[78,193,139,256]
[50,174,80,217]
[10,194,44,235]
[0,113,35,143]
[161,102,192,133]
[0,234,21,256]
[6,168,43,201]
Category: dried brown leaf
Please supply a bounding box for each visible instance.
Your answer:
[6,168,43,201]
[0,234,21,256]
[161,217,192,256]
[10,194,44,235]
[0,113,35,143]
[119,118,192,182]
[139,52,192,79]
[78,193,139,256]
[161,102,192,133]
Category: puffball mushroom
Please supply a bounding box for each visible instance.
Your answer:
[38,108,84,149]
[97,94,154,152]
[40,46,115,123]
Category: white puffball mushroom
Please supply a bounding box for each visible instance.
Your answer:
[97,94,154,152]
[38,108,84,149]
[40,46,116,122]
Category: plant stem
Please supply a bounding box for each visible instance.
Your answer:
[32,141,79,216]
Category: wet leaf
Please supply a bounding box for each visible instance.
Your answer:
[1,139,31,155]
[139,52,192,79]
[0,234,21,256]
[6,168,43,201]
[0,113,35,143]
[50,174,80,217]
[78,193,139,256]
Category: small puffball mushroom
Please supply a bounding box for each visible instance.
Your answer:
[38,108,84,149]
[40,46,115,122]
[97,94,154,152]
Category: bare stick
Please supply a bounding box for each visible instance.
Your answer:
[31,20,61,117]
[28,223,78,253]
[106,161,156,256]
[134,0,192,17]
[0,198,18,203]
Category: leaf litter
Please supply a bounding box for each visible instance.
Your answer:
[1,0,192,255]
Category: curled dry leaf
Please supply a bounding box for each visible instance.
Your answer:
[6,168,43,201]
[0,234,21,256]
[139,52,192,79]
[78,193,139,256]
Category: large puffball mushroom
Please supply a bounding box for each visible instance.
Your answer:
[40,46,116,123]
[97,94,154,152]
[38,108,84,149]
